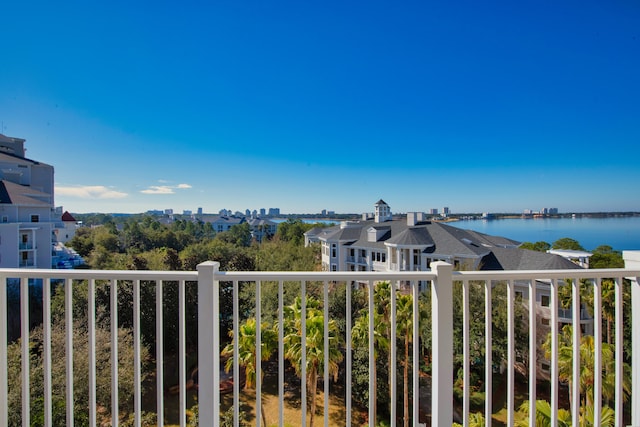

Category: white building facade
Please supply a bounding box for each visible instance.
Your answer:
[0,134,57,268]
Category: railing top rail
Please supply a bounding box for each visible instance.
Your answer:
[454,267,640,281]
[1,266,638,283]
[0,268,197,281]
[213,270,439,282]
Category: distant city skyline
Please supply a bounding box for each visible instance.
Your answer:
[2,0,639,215]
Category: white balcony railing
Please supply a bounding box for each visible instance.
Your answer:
[1,255,640,427]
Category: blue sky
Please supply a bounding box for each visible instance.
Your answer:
[1,0,639,215]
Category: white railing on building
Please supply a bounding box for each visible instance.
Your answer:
[0,253,639,427]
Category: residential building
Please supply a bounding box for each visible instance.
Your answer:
[0,134,56,268]
[56,210,80,243]
[200,214,245,233]
[246,217,278,242]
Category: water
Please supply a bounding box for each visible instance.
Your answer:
[450,216,640,251]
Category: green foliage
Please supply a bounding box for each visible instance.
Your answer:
[519,241,551,252]
[275,219,324,245]
[216,223,252,247]
[589,245,624,268]
[6,321,151,427]
[552,237,585,251]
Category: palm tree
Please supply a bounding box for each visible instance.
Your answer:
[221,317,277,427]
[395,293,414,427]
[515,400,572,427]
[282,296,343,427]
[351,308,389,425]
[374,281,394,415]
[543,325,631,413]
[515,399,615,427]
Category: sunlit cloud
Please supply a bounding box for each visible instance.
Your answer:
[56,185,128,199]
[140,183,192,195]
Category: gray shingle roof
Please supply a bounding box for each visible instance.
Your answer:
[386,227,435,246]
[0,180,51,206]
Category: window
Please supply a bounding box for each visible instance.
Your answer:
[31,215,39,223]
[22,234,28,244]
[331,264,337,271]
[541,295,550,307]
[331,244,337,258]
[2,216,7,223]
[541,363,550,372]
[541,318,550,326]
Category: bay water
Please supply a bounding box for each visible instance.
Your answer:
[450,216,640,252]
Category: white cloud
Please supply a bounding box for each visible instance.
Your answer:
[140,183,193,195]
[56,185,128,199]
[141,186,174,194]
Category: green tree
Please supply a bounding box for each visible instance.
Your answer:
[396,293,414,427]
[519,241,551,252]
[552,237,585,251]
[543,325,631,413]
[221,318,277,427]
[7,321,151,427]
[351,308,389,424]
[281,296,343,427]
[589,245,624,269]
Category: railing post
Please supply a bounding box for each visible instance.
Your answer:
[197,261,221,427]
[624,251,640,427]
[431,261,453,427]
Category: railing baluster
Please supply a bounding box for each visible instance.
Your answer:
[301,280,307,427]
[89,278,96,427]
[156,279,164,427]
[412,279,419,426]
[550,279,559,426]
[507,279,514,427]
[529,279,536,426]
[256,280,262,427]
[631,275,640,425]
[0,276,9,426]
[20,277,29,427]
[111,279,119,427]
[133,279,141,427]
[65,278,74,427]
[324,280,329,427]
[178,279,186,427]
[572,278,580,427]
[367,279,375,426]
[0,276,8,427]
[462,279,469,427]
[390,280,397,427]
[345,280,352,427]
[43,277,52,427]
[233,280,240,427]
[484,280,492,426]
[278,280,284,427]
[593,279,602,427]
[615,276,623,427]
